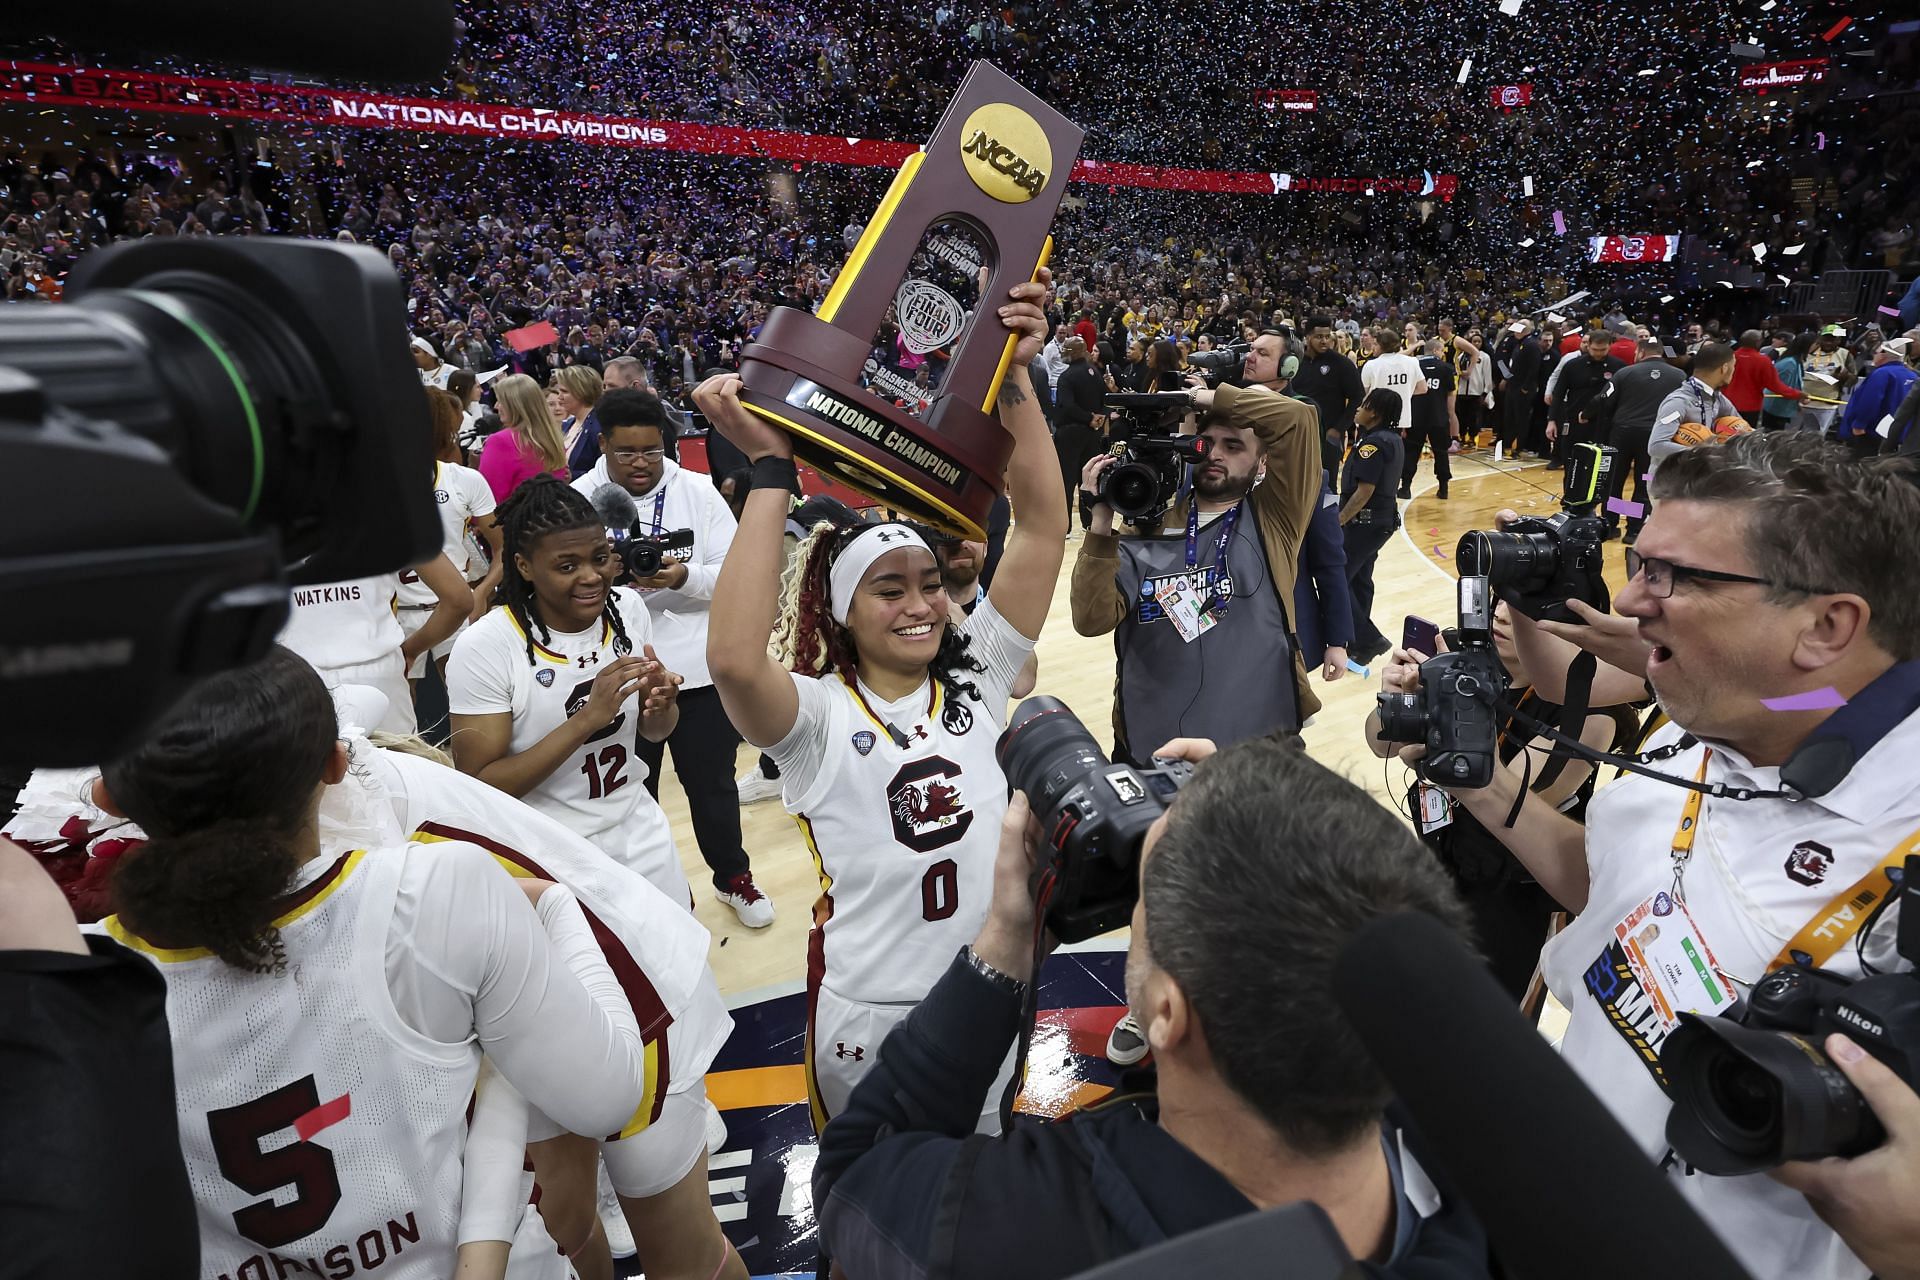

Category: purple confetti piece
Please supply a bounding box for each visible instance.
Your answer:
[1761,687,1848,712]
[1606,497,1645,519]
[1879,306,1901,317]
[1552,210,1567,235]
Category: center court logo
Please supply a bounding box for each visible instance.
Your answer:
[958,103,1052,202]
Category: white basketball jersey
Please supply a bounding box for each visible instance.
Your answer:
[1361,351,1424,432]
[370,747,729,1108]
[790,675,1009,1005]
[280,574,405,673]
[94,847,476,1280]
[445,590,683,896]
[398,462,496,605]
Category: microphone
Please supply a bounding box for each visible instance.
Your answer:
[1332,912,1750,1280]
[3,0,456,85]
[589,484,641,531]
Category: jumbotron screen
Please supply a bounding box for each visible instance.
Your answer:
[1587,234,1681,264]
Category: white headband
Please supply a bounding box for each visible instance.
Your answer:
[829,524,935,625]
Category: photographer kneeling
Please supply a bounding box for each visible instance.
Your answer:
[1069,380,1323,764]
[813,735,1490,1279]
[1387,431,1920,1279]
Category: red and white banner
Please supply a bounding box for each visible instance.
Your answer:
[1587,235,1680,264]
[1737,59,1829,90]
[1257,89,1319,112]
[0,62,1456,200]
[1489,84,1534,110]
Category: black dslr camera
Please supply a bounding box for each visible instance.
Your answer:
[996,696,1195,942]
[1664,856,1920,1175]
[585,483,695,580]
[615,528,696,580]
[1374,574,1505,789]
[1456,441,1615,624]
[1096,392,1209,527]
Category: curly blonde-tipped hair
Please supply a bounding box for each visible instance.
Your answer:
[771,519,987,704]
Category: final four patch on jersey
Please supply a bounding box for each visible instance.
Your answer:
[1357,443,1379,458]
[536,668,556,687]
[851,729,877,756]
[941,699,975,736]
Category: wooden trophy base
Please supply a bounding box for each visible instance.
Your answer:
[736,306,1012,539]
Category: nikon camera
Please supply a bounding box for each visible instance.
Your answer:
[1374,574,1505,789]
[1456,441,1615,624]
[996,696,1195,942]
[1664,856,1920,1174]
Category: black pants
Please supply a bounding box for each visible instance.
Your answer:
[1605,422,1653,535]
[1500,387,1535,449]
[1455,394,1484,444]
[1400,419,1451,490]
[636,683,750,887]
[1459,877,1563,1002]
[1342,518,1397,649]
[1055,422,1103,528]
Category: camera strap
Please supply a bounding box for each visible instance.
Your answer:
[1766,835,1917,973]
[646,484,668,534]
[1493,696,1798,802]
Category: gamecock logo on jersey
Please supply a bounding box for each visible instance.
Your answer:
[565,677,626,744]
[887,756,973,852]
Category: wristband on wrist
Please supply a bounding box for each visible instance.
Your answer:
[750,455,798,491]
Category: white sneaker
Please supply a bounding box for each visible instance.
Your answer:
[705,1097,729,1153]
[597,1162,636,1260]
[734,769,783,803]
[715,873,776,928]
[1105,1012,1149,1067]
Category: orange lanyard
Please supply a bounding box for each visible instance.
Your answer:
[1666,750,1712,902]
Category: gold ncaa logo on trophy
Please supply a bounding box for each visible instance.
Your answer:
[732,64,1085,538]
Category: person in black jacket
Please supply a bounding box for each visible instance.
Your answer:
[1495,322,1543,460]
[1054,337,1109,530]
[814,736,1491,1280]
[1546,330,1623,468]
[1587,339,1679,543]
[1294,314,1365,476]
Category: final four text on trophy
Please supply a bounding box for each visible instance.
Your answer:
[734,62,1085,538]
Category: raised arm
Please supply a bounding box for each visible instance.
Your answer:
[981,269,1070,641]
[695,373,803,749]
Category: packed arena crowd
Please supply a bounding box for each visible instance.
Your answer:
[4,4,1920,1280]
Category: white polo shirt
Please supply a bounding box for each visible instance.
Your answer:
[1542,708,1920,1280]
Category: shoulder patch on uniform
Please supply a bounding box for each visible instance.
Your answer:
[1357,444,1378,458]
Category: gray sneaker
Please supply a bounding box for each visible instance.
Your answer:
[1105,1012,1148,1067]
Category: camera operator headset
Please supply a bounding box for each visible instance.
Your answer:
[1069,333,1324,768]
[1366,602,1641,1002]
[1387,431,1920,1280]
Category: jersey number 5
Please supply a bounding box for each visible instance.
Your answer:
[206,1075,345,1249]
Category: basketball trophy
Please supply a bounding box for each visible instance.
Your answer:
[734,62,1084,538]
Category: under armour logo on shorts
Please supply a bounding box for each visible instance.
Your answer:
[834,1042,866,1061]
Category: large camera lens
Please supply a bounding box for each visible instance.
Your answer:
[1457,528,1558,594]
[1375,691,1429,745]
[996,695,1109,816]
[1664,1014,1886,1175]
[1103,459,1165,522]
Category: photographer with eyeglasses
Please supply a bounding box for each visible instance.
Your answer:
[571,388,775,926]
[1379,432,1920,1279]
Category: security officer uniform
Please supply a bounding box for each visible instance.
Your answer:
[1340,420,1405,657]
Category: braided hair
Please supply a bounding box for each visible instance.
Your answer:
[774,517,986,707]
[491,475,635,667]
